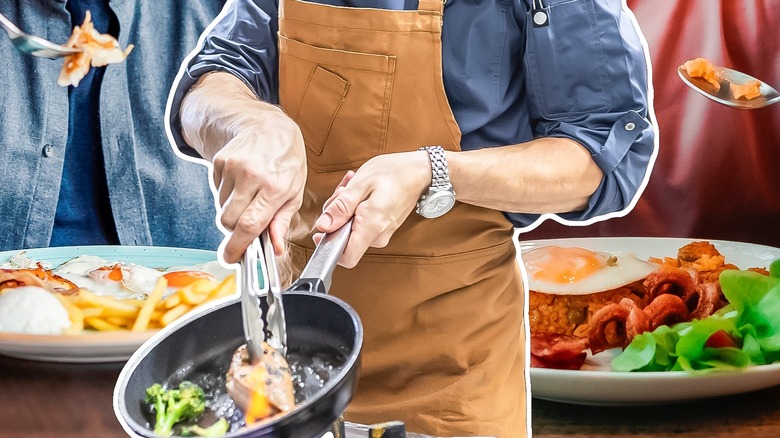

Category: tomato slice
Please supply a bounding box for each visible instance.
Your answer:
[705,329,738,349]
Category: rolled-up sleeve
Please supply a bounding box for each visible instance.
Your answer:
[507,0,657,227]
[168,0,280,158]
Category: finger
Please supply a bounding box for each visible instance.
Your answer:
[321,171,355,212]
[268,202,297,257]
[337,216,374,269]
[316,182,366,233]
[218,162,269,230]
[217,176,236,208]
[221,192,274,263]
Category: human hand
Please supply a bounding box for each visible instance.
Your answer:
[212,108,307,263]
[313,151,431,268]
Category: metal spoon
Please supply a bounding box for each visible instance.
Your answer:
[678,65,780,109]
[0,12,81,58]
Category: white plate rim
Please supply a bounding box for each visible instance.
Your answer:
[0,245,236,363]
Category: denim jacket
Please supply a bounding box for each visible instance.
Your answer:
[169,0,657,228]
[0,0,226,251]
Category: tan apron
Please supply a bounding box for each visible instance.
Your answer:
[278,1,526,436]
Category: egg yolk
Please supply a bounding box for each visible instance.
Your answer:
[162,271,216,288]
[94,264,124,281]
[524,246,605,284]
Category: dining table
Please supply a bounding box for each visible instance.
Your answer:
[531,384,780,437]
[4,348,780,438]
[0,354,127,437]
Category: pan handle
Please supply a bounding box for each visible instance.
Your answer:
[287,219,353,294]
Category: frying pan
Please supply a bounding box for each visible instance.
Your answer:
[113,222,363,438]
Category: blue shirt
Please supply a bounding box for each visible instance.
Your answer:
[50,0,120,246]
[0,1,227,251]
[169,0,656,227]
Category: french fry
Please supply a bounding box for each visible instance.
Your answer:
[163,293,182,309]
[192,278,220,294]
[132,277,167,332]
[77,290,139,318]
[179,287,209,306]
[85,317,121,331]
[105,316,133,327]
[55,295,84,333]
[205,274,237,301]
[160,304,191,327]
[80,307,104,318]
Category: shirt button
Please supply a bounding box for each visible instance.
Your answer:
[624,122,636,131]
[42,144,55,157]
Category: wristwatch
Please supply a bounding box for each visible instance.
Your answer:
[416,145,456,219]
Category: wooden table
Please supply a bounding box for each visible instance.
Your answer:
[5,350,780,438]
[0,355,127,437]
[531,385,780,438]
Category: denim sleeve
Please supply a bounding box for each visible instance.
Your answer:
[168,0,280,158]
[507,0,657,228]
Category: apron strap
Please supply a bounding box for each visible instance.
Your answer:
[417,0,445,13]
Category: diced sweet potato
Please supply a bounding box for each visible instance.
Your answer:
[682,57,721,90]
[730,80,762,100]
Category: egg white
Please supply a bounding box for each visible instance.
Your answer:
[164,260,233,281]
[523,247,655,295]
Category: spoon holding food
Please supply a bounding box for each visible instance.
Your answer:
[678,58,780,109]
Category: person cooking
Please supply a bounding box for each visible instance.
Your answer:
[169,0,656,436]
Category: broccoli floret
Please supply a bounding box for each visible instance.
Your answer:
[181,418,230,437]
[145,381,207,437]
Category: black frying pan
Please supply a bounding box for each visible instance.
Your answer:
[113,223,362,438]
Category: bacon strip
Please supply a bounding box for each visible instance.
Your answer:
[530,333,588,370]
[0,266,78,295]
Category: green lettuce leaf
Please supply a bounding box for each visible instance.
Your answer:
[612,258,780,372]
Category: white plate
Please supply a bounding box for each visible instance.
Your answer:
[0,245,229,363]
[519,237,780,405]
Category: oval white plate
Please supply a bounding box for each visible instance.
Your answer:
[0,246,230,363]
[519,237,780,405]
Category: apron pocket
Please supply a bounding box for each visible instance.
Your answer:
[297,66,349,156]
[279,35,397,172]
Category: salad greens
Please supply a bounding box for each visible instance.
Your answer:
[612,259,780,372]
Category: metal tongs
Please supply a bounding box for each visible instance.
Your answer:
[239,230,287,362]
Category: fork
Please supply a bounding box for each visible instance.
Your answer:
[0,12,80,58]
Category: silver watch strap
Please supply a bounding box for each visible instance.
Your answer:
[419,145,451,189]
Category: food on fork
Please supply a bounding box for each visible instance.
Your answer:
[58,11,134,87]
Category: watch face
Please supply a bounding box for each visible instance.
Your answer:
[420,191,456,218]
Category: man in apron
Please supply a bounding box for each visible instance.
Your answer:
[169,1,656,436]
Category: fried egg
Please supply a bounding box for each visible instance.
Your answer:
[523,246,655,295]
[54,255,163,299]
[52,256,233,299]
